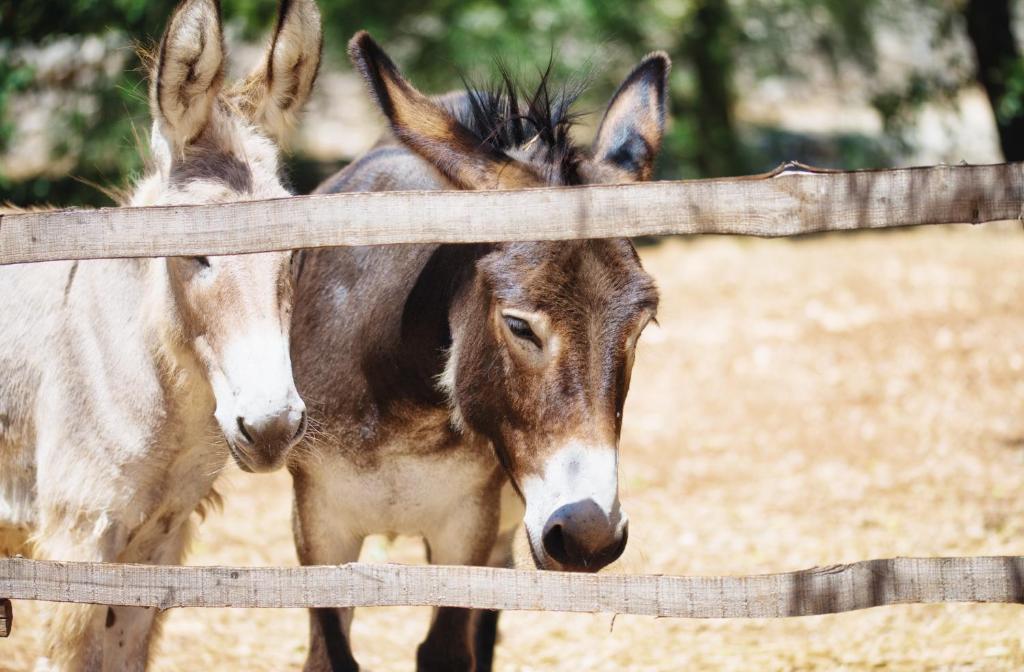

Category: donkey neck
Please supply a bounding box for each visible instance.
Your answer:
[363,244,486,407]
[388,243,486,404]
[292,243,488,437]
[296,143,486,426]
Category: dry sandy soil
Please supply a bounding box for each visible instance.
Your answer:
[3,224,1024,671]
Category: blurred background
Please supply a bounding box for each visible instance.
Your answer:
[4,3,1024,671]
[0,0,1021,206]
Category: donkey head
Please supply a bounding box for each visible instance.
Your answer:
[134,0,322,472]
[350,34,667,571]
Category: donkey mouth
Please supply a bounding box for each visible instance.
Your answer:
[226,441,255,473]
[526,534,552,570]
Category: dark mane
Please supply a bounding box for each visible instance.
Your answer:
[446,61,588,185]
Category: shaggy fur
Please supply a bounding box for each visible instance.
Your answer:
[0,1,320,669]
[452,60,588,185]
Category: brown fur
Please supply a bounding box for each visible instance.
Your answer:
[347,32,540,189]
[290,34,669,672]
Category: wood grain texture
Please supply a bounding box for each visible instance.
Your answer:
[1,162,1021,265]
[2,557,1023,617]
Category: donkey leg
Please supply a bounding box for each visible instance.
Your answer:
[472,610,500,672]
[417,503,499,672]
[472,526,516,672]
[32,516,126,672]
[97,605,158,672]
[34,602,104,672]
[99,518,194,671]
[293,470,364,672]
[473,482,522,672]
[305,602,361,672]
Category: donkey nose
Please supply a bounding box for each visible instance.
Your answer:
[541,500,628,572]
[236,404,307,458]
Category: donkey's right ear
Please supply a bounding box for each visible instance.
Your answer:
[151,0,225,150]
[347,31,538,189]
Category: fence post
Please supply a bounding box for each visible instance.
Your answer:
[0,598,11,637]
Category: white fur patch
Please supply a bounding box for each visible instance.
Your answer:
[436,342,465,432]
[520,441,625,553]
[205,323,303,441]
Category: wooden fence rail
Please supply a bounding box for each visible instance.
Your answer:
[3,163,1022,639]
[2,555,1023,636]
[1,162,1021,265]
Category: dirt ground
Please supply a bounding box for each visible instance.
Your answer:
[3,224,1024,671]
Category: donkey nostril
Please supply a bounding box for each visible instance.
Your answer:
[542,523,571,565]
[236,417,254,445]
[604,524,629,565]
[292,410,307,442]
[541,512,627,571]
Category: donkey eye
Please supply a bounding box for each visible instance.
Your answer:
[504,316,541,347]
[190,256,211,268]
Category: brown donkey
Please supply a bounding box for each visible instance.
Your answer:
[290,34,668,672]
[0,0,321,668]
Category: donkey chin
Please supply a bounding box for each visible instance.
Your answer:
[203,332,308,473]
[520,441,630,573]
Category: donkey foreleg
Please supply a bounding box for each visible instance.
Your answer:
[292,473,364,672]
[32,514,126,672]
[473,482,522,672]
[33,509,192,671]
[304,605,361,672]
[471,524,517,672]
[417,500,500,672]
[99,518,194,672]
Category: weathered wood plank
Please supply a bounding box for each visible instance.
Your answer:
[2,557,1022,617]
[1,162,1020,265]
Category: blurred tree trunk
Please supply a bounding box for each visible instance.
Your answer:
[964,0,1024,161]
[684,0,745,176]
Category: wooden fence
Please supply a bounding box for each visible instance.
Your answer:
[1,161,1022,639]
[1,162,1020,264]
[2,556,1024,616]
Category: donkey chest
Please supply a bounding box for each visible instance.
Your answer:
[324,446,499,537]
[91,383,225,557]
[116,432,225,559]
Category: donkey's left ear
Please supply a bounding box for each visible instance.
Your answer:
[243,0,323,142]
[591,53,670,182]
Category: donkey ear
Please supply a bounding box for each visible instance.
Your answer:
[152,0,225,150]
[347,31,538,189]
[591,53,670,182]
[245,0,323,142]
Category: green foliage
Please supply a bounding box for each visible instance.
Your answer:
[0,0,177,41]
[0,60,33,154]
[872,70,967,148]
[0,0,164,205]
[0,39,150,206]
[996,59,1024,124]
[0,0,1018,207]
